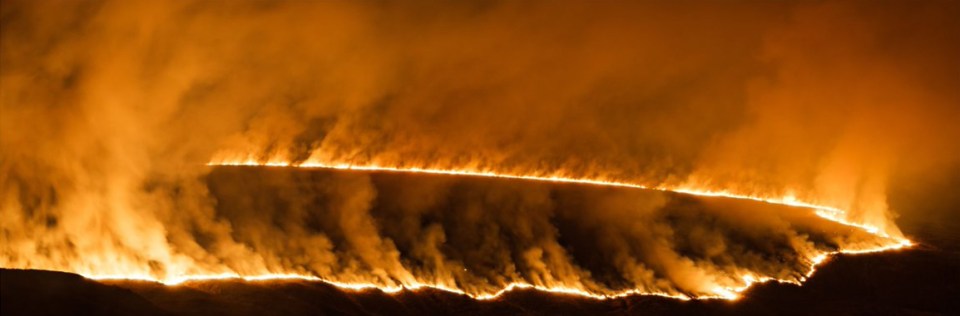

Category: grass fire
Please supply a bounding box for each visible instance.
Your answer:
[1,0,958,315]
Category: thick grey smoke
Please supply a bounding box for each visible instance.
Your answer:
[1,0,956,297]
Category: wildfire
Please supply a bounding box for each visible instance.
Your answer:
[212,158,895,237]
[80,157,913,301]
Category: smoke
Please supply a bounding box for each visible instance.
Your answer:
[201,167,886,297]
[2,0,957,297]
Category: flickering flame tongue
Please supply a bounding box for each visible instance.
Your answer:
[209,158,894,237]
[2,156,912,301]
[106,157,905,301]
[4,0,955,306]
[91,238,912,301]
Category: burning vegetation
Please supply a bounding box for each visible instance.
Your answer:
[1,0,956,305]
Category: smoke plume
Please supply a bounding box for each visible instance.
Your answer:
[2,0,956,298]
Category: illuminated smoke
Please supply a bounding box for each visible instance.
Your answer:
[107,165,913,300]
[1,0,955,301]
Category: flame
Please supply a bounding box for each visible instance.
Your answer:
[212,157,895,238]
[6,155,913,302]
[74,157,914,301]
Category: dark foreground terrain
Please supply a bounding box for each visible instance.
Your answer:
[2,245,957,315]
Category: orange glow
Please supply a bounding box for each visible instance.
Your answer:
[92,235,911,301]
[63,158,914,301]
[210,158,898,238]
[3,1,955,309]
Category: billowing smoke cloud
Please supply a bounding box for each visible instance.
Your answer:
[1,0,956,298]
[201,167,886,297]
